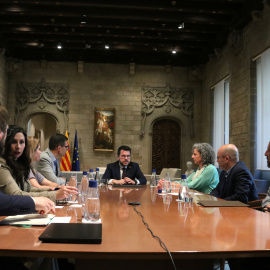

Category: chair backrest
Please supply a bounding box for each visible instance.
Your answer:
[247,193,267,211]
[254,179,270,193]
[97,167,107,174]
[159,168,181,179]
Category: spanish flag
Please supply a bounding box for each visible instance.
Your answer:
[60,130,71,171]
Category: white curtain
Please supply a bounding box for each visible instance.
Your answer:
[213,79,229,158]
[256,48,270,170]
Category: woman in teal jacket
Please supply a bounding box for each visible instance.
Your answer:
[158,143,219,194]
[182,143,219,194]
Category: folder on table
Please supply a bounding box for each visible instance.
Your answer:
[39,223,102,244]
[197,200,248,207]
[112,184,142,188]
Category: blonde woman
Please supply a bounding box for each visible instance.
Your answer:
[28,136,64,190]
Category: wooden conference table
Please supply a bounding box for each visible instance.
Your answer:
[1,185,270,270]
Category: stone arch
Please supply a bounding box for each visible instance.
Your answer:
[17,107,62,132]
[15,78,69,133]
[141,106,194,174]
[140,83,194,174]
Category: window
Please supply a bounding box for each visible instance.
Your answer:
[213,78,230,157]
[256,48,270,170]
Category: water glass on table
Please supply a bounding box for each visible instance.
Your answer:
[69,173,77,202]
[100,179,109,192]
[183,191,194,203]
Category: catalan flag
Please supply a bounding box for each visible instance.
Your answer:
[72,130,80,171]
[60,130,71,171]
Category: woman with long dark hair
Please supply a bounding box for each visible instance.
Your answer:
[0,125,76,202]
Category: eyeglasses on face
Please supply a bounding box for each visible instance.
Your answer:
[216,155,231,160]
[61,145,69,149]
[120,155,130,158]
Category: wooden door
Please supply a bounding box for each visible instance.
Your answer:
[152,119,181,174]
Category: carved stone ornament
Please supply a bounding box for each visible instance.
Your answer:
[15,78,69,128]
[141,83,194,138]
[227,30,243,53]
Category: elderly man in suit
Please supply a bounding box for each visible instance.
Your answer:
[33,133,68,185]
[210,144,258,203]
[103,145,147,185]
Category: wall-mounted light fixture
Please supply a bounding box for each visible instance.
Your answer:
[105,44,110,49]
[178,22,184,29]
[172,48,177,54]
[81,14,87,24]
[38,41,44,48]
[85,42,91,49]
[57,42,62,49]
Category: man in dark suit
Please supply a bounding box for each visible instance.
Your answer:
[0,106,55,216]
[210,144,258,203]
[103,145,147,185]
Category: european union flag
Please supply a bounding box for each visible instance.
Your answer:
[72,130,80,171]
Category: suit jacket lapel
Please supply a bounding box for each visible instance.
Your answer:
[115,162,121,180]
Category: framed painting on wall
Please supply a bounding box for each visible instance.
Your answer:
[94,107,115,151]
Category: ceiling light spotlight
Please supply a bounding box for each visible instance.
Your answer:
[85,42,91,49]
[172,48,177,54]
[81,14,87,24]
[57,42,62,49]
[105,44,110,49]
[178,22,184,29]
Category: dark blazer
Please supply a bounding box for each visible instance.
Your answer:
[103,161,147,185]
[210,161,258,203]
[0,191,35,216]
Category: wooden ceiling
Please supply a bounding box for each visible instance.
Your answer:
[0,0,264,67]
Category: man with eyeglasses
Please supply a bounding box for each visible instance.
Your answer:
[210,144,258,203]
[103,145,147,185]
[33,133,68,185]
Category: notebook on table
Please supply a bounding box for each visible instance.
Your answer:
[112,184,142,188]
[38,223,102,244]
[197,200,248,207]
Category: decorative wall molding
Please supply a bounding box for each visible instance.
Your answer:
[141,83,194,138]
[227,30,243,54]
[15,78,69,130]
[5,58,22,73]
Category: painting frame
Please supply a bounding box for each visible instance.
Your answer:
[93,107,115,152]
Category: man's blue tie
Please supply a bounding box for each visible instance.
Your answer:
[54,160,58,176]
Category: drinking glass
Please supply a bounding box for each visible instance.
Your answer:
[178,182,189,201]
[69,173,77,202]
[150,186,157,202]
[183,191,194,203]
[100,179,109,192]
